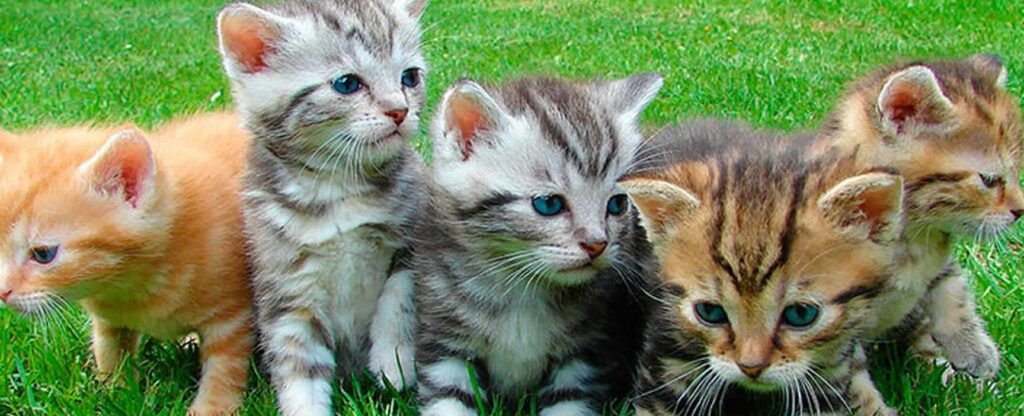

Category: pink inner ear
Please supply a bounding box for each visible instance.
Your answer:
[221,14,276,73]
[93,134,153,209]
[885,90,918,126]
[857,188,894,237]
[448,95,487,160]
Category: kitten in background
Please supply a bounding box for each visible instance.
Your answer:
[216,0,427,414]
[627,120,905,416]
[0,113,253,416]
[407,74,662,415]
[812,54,1024,381]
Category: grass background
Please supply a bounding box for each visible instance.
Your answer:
[1,0,1022,414]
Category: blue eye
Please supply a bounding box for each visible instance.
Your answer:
[29,245,59,264]
[694,303,728,325]
[607,194,628,216]
[531,195,566,216]
[782,304,819,328]
[401,68,421,88]
[332,74,362,95]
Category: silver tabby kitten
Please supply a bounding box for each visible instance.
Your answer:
[405,74,662,416]
[216,0,426,414]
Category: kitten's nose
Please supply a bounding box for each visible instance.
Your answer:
[738,362,767,379]
[1011,209,1023,221]
[0,289,11,302]
[385,108,408,125]
[580,241,607,259]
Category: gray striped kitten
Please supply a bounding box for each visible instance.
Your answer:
[216,0,426,415]
[406,75,662,415]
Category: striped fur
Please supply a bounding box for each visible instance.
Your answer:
[406,75,662,415]
[0,114,253,416]
[812,55,1024,380]
[216,1,427,415]
[626,120,904,416]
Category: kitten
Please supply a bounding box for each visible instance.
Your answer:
[407,74,662,416]
[0,113,253,416]
[625,120,905,416]
[812,54,1024,380]
[216,0,427,414]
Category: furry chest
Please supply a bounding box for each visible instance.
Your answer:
[479,299,573,394]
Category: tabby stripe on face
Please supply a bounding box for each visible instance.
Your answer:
[256,84,322,141]
[456,192,518,218]
[522,91,589,175]
[756,170,806,286]
[831,280,886,304]
[710,158,740,284]
[905,171,972,193]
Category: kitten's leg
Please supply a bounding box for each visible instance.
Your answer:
[418,356,485,416]
[847,344,897,416]
[188,311,254,416]
[537,359,601,416]
[90,315,140,378]
[926,264,999,380]
[261,307,337,416]
[368,269,417,390]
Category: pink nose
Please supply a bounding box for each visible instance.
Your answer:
[579,241,607,259]
[385,108,408,125]
[0,289,12,302]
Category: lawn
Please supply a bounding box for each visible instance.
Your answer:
[1,0,1022,414]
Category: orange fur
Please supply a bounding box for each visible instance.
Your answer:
[0,113,253,416]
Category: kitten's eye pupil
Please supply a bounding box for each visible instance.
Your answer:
[29,245,59,264]
[607,194,628,216]
[531,195,566,216]
[401,68,420,88]
[782,303,819,328]
[694,302,728,325]
[979,173,1002,188]
[332,74,362,95]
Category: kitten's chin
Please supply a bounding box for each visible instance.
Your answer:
[546,266,599,286]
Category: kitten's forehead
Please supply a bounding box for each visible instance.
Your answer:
[274,0,423,71]
[495,79,636,180]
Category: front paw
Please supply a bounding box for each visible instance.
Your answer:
[368,347,416,390]
[940,333,1000,380]
[862,406,899,416]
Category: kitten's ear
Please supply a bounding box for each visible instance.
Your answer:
[394,0,428,18]
[877,66,956,137]
[619,177,700,243]
[818,172,903,243]
[966,54,1008,89]
[597,72,664,122]
[217,2,292,75]
[436,79,509,161]
[79,129,157,210]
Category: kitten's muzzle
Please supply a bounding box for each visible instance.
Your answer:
[738,362,767,379]
[385,108,408,125]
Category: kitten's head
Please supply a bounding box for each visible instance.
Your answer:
[835,54,1024,239]
[217,0,427,172]
[0,129,170,316]
[623,151,903,395]
[429,74,662,286]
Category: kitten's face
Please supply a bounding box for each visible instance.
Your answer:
[431,75,662,286]
[857,55,1024,239]
[218,0,427,172]
[625,163,903,396]
[0,129,164,315]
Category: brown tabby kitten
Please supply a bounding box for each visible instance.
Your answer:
[626,120,905,416]
[812,54,1024,380]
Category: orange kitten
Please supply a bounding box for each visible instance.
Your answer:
[0,113,253,415]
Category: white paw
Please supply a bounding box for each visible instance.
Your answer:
[368,345,416,390]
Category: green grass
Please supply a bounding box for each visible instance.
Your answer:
[1,0,1023,414]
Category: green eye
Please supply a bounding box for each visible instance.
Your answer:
[694,302,728,325]
[782,303,819,328]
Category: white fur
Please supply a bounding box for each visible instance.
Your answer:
[277,377,333,416]
[538,400,597,416]
[368,269,417,389]
[420,398,477,416]
[423,357,479,397]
